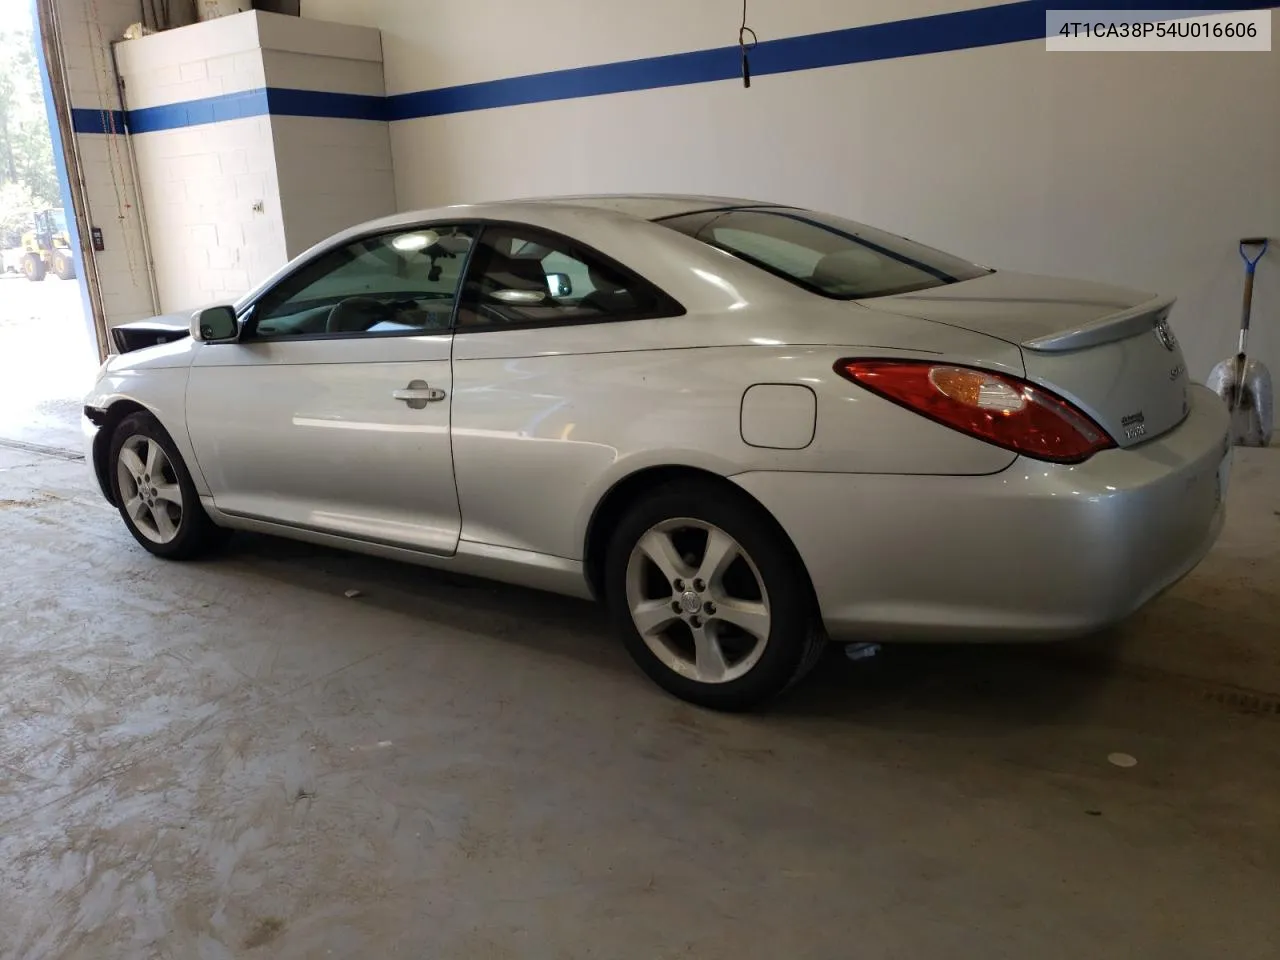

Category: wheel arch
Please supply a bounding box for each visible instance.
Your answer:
[88,399,152,506]
[582,464,819,613]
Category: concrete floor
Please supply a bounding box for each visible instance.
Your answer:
[2,437,1279,959]
[3,285,1280,957]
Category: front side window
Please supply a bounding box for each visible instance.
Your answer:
[660,208,989,299]
[455,225,680,328]
[251,225,476,339]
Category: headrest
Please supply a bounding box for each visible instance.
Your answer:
[809,249,872,291]
[588,264,627,295]
[480,249,547,291]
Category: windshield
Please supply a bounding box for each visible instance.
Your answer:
[659,207,989,299]
[51,209,67,232]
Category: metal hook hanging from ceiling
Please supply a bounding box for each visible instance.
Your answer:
[739,0,758,88]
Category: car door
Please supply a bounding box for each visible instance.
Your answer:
[186,223,476,555]
[449,223,685,558]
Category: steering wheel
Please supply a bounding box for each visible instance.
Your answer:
[326,297,390,334]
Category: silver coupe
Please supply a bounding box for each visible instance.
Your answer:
[84,195,1231,710]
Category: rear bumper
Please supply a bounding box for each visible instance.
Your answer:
[733,385,1231,643]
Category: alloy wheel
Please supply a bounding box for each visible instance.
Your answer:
[116,435,184,544]
[624,518,772,684]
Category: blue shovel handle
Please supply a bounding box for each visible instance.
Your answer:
[1240,237,1269,274]
[1237,238,1269,344]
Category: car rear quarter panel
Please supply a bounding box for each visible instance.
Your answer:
[450,308,1023,561]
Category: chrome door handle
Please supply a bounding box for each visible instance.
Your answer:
[393,380,447,409]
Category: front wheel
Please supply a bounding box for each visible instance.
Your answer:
[605,480,824,711]
[23,253,46,282]
[109,412,227,559]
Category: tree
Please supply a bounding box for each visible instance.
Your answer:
[0,35,20,184]
[13,116,58,207]
[0,13,60,213]
[0,180,37,248]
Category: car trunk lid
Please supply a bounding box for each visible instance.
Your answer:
[862,271,1192,447]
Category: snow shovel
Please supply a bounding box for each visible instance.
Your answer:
[1207,237,1272,446]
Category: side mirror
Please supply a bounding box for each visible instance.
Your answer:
[546,272,572,298]
[191,305,239,343]
[490,288,546,305]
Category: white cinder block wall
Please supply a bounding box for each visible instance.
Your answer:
[256,13,396,257]
[302,0,1280,385]
[116,14,287,312]
[114,11,394,313]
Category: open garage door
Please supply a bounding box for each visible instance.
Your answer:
[0,1,127,451]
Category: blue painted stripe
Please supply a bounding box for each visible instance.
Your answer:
[70,107,127,135]
[72,87,387,134]
[265,87,387,121]
[70,0,1277,135]
[126,89,269,133]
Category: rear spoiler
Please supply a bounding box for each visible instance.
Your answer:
[1021,294,1176,353]
[110,319,190,354]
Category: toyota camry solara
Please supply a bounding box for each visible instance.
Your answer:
[84,194,1231,710]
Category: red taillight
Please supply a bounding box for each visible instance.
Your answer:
[835,359,1114,464]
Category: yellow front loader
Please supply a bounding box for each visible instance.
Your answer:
[20,208,77,282]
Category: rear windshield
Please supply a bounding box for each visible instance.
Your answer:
[658,207,989,299]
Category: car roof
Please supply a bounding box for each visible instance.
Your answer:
[301,194,794,264]
[371,194,789,230]
[509,194,788,220]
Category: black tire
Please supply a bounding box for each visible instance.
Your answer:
[23,253,46,282]
[53,251,76,280]
[604,479,824,711]
[108,411,227,559]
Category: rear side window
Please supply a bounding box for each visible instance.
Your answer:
[455,225,683,329]
[660,208,989,299]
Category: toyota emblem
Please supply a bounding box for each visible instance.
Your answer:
[1154,318,1177,352]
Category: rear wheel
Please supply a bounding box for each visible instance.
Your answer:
[605,480,824,711]
[23,253,45,282]
[53,250,76,280]
[109,412,226,559]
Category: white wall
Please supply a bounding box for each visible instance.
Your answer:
[116,13,287,312]
[257,11,397,256]
[114,11,394,312]
[126,114,286,311]
[272,116,396,257]
[302,0,1280,384]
